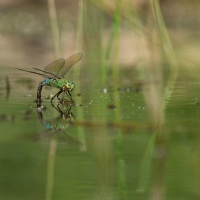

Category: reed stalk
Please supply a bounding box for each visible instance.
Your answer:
[47,0,62,58]
[150,0,179,112]
[137,0,179,192]
[45,139,57,200]
[104,0,121,85]
[75,0,87,151]
[45,0,61,199]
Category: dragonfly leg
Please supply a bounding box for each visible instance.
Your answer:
[61,91,65,100]
[57,90,64,100]
[51,90,62,102]
[51,101,60,112]
[66,90,75,105]
[36,80,46,102]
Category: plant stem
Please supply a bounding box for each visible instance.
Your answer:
[48,0,62,58]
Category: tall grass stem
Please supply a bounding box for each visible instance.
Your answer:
[48,0,62,58]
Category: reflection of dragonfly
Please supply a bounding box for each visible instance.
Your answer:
[32,102,81,146]
[16,53,83,103]
[37,101,75,131]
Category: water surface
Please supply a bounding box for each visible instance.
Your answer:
[0,68,200,200]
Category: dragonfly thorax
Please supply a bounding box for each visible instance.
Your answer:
[64,80,75,92]
[45,78,75,91]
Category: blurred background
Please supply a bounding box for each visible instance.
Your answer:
[1,1,200,200]
[0,0,199,71]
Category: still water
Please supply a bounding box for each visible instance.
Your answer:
[0,68,200,200]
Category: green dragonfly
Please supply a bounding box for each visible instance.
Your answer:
[16,53,83,103]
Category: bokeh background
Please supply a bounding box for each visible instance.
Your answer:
[0,0,199,71]
[1,1,200,200]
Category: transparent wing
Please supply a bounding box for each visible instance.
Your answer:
[15,68,49,78]
[43,58,65,78]
[58,53,83,78]
[32,68,59,78]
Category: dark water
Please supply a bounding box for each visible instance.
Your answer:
[0,69,200,200]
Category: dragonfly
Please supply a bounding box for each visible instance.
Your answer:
[16,53,83,103]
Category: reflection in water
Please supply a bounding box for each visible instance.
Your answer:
[5,76,11,100]
[36,101,82,200]
[0,76,11,100]
[0,113,15,123]
[33,101,81,146]
[37,102,74,131]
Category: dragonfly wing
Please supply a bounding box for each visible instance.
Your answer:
[33,68,59,79]
[59,53,83,78]
[44,58,65,78]
[15,68,49,78]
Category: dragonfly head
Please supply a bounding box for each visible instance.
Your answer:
[65,80,75,91]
